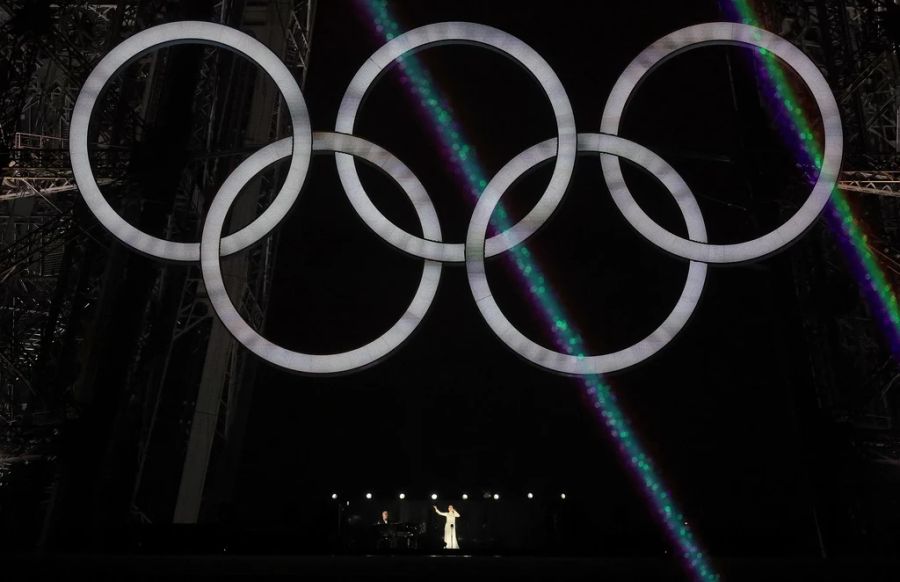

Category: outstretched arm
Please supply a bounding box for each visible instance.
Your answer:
[433,505,447,516]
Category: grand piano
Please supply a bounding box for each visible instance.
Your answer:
[373,521,426,550]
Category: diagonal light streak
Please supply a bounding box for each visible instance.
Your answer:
[724,0,900,358]
[354,2,720,579]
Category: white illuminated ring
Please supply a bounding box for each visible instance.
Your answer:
[200,132,442,374]
[466,133,708,374]
[600,22,842,264]
[335,22,576,262]
[69,21,312,262]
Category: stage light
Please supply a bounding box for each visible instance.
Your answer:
[399,493,406,500]
[430,493,438,500]
[331,493,338,500]
[365,492,372,500]
[527,492,534,499]
[493,493,500,500]
[461,493,468,500]
[560,493,566,500]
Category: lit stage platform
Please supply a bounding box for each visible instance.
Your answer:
[6,554,900,582]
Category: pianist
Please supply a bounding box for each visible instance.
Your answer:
[375,511,396,549]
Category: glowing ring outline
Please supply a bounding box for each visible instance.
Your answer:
[69,21,312,262]
[466,133,708,375]
[335,22,576,263]
[599,22,842,264]
[200,132,442,374]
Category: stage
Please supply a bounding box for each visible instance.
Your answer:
[5,554,900,582]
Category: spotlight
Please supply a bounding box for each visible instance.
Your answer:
[331,493,338,500]
[430,493,438,500]
[527,492,534,499]
[560,493,566,500]
[461,493,468,500]
[399,493,406,500]
[493,493,500,500]
[365,492,372,500]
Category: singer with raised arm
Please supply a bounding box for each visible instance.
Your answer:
[433,504,461,549]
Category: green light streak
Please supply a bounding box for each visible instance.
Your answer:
[361,2,719,579]
[727,0,900,355]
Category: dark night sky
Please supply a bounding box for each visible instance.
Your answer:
[230,0,836,555]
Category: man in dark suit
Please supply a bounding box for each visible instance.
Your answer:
[375,510,395,549]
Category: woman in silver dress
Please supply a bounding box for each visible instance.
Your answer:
[433,504,461,549]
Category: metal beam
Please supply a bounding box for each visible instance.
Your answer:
[171,0,315,524]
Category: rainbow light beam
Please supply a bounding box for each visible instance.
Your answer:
[356,2,720,580]
[723,0,900,358]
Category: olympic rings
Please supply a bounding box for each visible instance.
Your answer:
[69,20,843,375]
